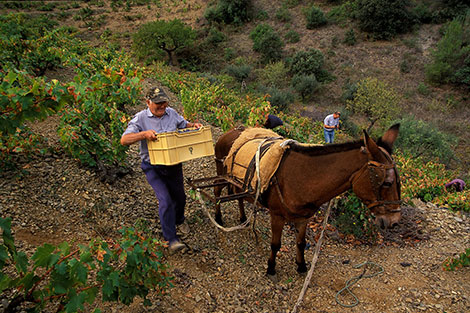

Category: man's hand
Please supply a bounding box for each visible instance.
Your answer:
[143,130,159,141]
[188,122,203,128]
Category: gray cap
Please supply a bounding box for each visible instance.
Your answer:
[146,87,169,103]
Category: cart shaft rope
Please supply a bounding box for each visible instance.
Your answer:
[193,138,269,233]
[291,199,334,313]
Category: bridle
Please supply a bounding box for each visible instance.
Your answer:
[350,148,402,212]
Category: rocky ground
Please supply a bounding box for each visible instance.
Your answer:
[1,102,470,313]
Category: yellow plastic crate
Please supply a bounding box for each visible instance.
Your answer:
[147,126,215,165]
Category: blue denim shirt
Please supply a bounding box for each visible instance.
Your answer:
[123,107,188,163]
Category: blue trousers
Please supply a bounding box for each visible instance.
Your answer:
[141,161,186,244]
[324,129,335,143]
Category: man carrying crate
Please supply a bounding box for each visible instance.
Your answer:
[120,87,202,253]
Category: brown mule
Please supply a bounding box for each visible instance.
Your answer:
[214,124,401,275]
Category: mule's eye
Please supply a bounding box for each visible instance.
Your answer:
[383,181,392,188]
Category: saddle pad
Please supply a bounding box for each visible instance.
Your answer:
[224,127,289,193]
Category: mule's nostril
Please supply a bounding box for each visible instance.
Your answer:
[391,222,399,228]
[379,218,386,229]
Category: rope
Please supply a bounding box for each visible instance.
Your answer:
[193,138,270,234]
[291,199,334,313]
[195,189,252,232]
[335,261,384,308]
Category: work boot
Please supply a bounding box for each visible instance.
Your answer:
[177,220,190,235]
[169,240,186,254]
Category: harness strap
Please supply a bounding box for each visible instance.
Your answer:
[242,138,278,190]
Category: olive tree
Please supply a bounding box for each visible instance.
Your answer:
[133,19,196,65]
[346,77,401,132]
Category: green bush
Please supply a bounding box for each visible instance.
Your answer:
[343,28,356,46]
[263,87,294,112]
[257,61,289,88]
[132,19,196,65]
[326,1,359,24]
[291,74,319,101]
[225,64,252,82]
[249,23,284,63]
[305,5,327,29]
[58,64,142,171]
[425,13,470,86]
[0,13,67,75]
[285,29,300,43]
[332,191,378,242]
[205,26,226,47]
[346,77,401,132]
[355,0,416,40]
[443,248,470,271]
[0,217,172,312]
[204,0,251,25]
[392,116,456,164]
[275,5,292,22]
[290,49,325,79]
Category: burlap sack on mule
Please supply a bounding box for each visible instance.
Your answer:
[224,128,288,193]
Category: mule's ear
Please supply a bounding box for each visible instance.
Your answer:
[363,130,382,160]
[377,123,400,155]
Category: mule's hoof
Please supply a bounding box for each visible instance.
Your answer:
[266,273,278,283]
[240,217,247,224]
[297,263,308,273]
[215,217,224,227]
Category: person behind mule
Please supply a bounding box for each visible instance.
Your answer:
[323,111,341,144]
[120,87,202,253]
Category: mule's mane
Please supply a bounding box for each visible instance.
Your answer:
[288,140,364,156]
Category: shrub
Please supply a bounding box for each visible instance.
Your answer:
[343,28,356,46]
[224,47,235,61]
[327,1,359,24]
[285,29,300,43]
[205,26,226,47]
[204,0,251,25]
[394,152,454,203]
[225,64,252,82]
[275,5,292,22]
[392,116,456,164]
[0,217,172,312]
[355,0,416,40]
[291,74,319,101]
[305,5,327,29]
[263,87,294,112]
[133,19,196,65]
[290,49,325,79]
[257,61,289,88]
[425,13,470,86]
[57,64,142,171]
[346,77,401,131]
[332,191,378,242]
[249,23,284,63]
[0,13,67,75]
[443,248,470,270]
[417,82,431,95]
[255,9,269,21]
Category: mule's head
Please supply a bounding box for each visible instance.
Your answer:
[351,124,401,229]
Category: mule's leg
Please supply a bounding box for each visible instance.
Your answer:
[294,220,308,273]
[267,214,286,276]
[238,199,246,223]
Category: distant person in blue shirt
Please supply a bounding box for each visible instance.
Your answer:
[323,111,340,143]
[264,114,284,129]
[120,87,202,253]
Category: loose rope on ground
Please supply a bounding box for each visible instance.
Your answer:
[291,199,334,313]
[335,261,384,308]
